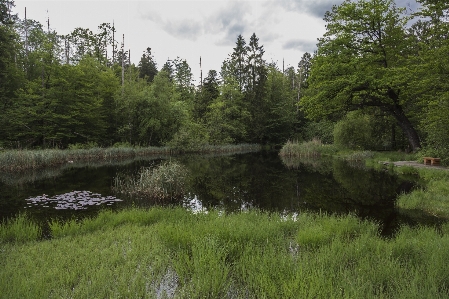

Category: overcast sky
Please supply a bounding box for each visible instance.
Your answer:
[13,0,419,83]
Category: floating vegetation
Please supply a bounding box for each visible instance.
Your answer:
[24,191,123,210]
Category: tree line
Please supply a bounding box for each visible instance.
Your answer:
[1,0,448,157]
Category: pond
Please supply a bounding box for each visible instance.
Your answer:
[0,151,440,235]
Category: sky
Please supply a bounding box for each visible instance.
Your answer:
[13,0,420,84]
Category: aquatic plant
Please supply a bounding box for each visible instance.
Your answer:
[279,139,338,158]
[24,191,123,211]
[113,161,188,201]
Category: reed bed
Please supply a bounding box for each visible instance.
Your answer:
[0,144,260,172]
[279,139,338,158]
[0,147,171,172]
[2,208,449,298]
[113,161,188,202]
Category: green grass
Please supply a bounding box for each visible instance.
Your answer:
[2,208,449,298]
[0,213,41,243]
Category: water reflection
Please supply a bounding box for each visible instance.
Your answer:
[0,152,442,234]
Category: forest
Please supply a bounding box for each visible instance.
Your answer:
[0,0,448,157]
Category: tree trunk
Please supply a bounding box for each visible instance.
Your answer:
[389,105,421,152]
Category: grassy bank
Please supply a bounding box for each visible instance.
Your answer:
[280,140,449,219]
[0,144,260,172]
[1,208,449,298]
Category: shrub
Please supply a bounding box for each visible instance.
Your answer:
[302,120,335,144]
[333,111,376,150]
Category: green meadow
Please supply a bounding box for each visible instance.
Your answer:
[2,207,449,299]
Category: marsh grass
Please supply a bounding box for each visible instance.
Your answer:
[2,208,449,298]
[113,161,188,202]
[279,139,338,158]
[0,214,41,243]
[0,144,260,172]
[0,147,171,172]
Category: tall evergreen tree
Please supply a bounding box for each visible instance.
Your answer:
[138,47,158,83]
[230,34,247,91]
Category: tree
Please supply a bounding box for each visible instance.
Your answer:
[263,65,298,144]
[193,69,219,121]
[137,70,186,146]
[410,0,449,157]
[138,47,158,83]
[0,0,25,146]
[245,33,268,143]
[300,0,422,151]
[230,34,247,91]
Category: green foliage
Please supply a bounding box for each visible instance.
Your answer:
[302,120,335,144]
[301,0,422,151]
[167,121,209,152]
[333,111,376,150]
[138,47,158,83]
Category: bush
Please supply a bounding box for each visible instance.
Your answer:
[302,120,335,144]
[167,122,209,152]
[67,141,99,150]
[333,111,376,150]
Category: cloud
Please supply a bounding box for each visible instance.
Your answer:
[396,0,421,13]
[283,39,317,52]
[140,1,251,44]
[276,0,343,18]
[206,2,251,46]
[277,0,421,18]
[162,19,203,40]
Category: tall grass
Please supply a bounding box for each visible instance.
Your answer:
[113,161,188,201]
[0,147,171,172]
[0,144,261,172]
[279,139,338,158]
[0,214,41,243]
[2,208,449,298]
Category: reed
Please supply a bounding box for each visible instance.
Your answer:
[0,144,260,172]
[279,139,338,158]
[113,161,188,201]
[2,208,449,298]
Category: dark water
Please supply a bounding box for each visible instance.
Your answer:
[0,151,441,234]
